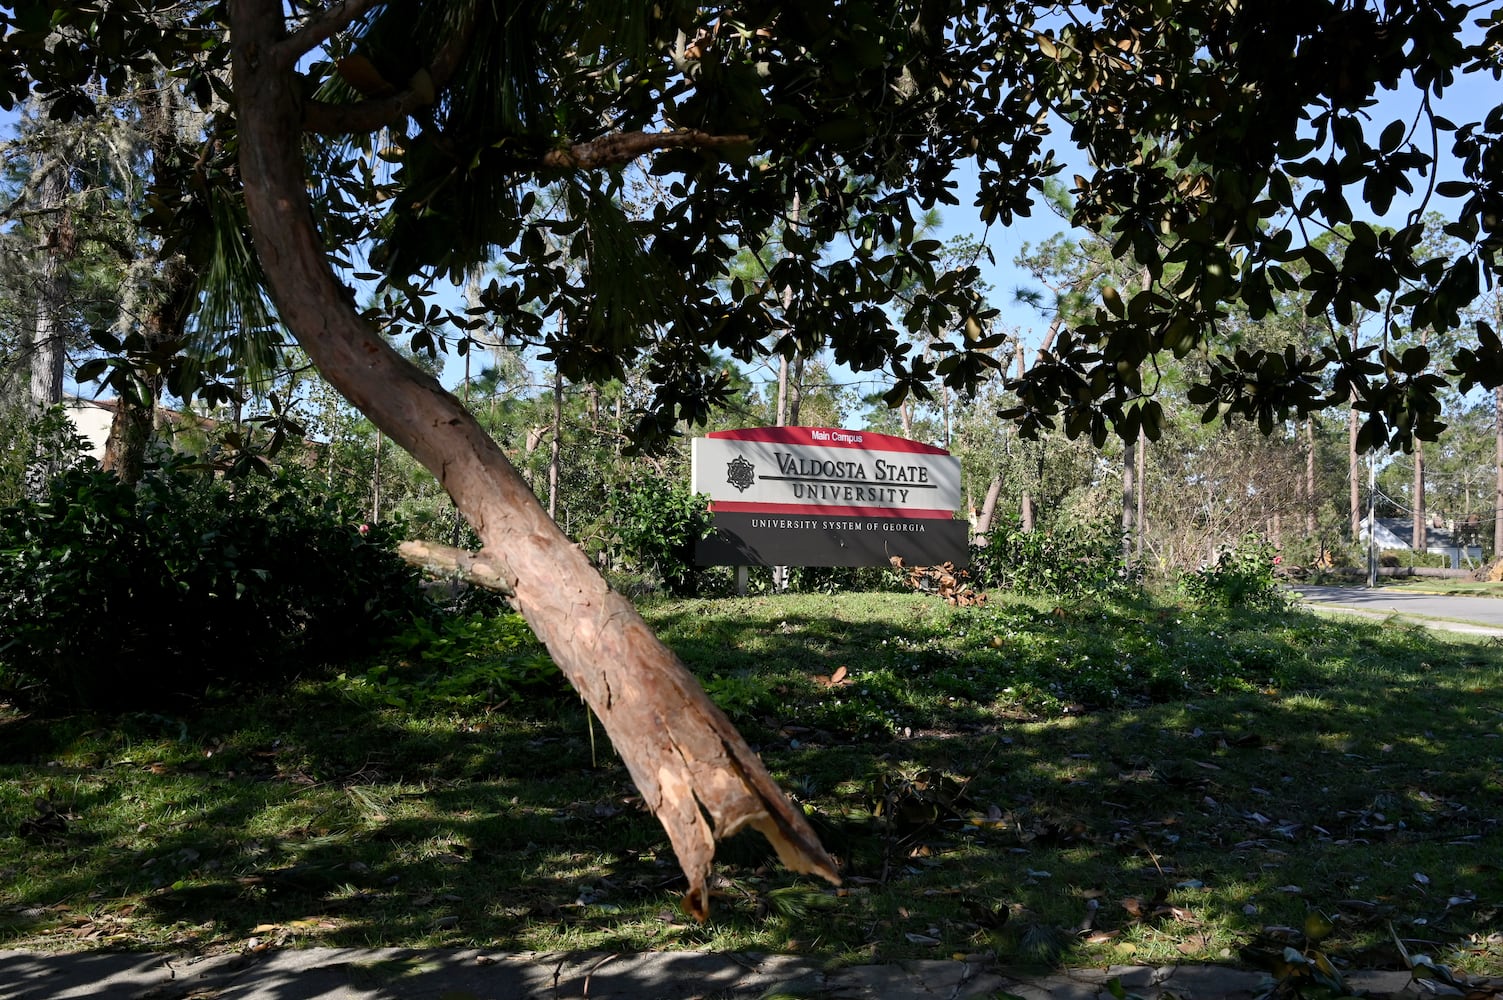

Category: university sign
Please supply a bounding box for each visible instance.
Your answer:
[691,427,969,568]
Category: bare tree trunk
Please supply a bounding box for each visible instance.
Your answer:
[373,428,383,522]
[548,365,562,521]
[941,384,951,447]
[774,192,800,429]
[230,0,834,917]
[1495,292,1503,559]
[1014,341,1034,531]
[1121,435,1137,557]
[788,353,804,427]
[972,474,1002,546]
[1413,332,1430,557]
[1412,437,1426,555]
[1348,399,1361,539]
[1305,416,1317,536]
[26,158,68,415]
[775,355,789,426]
[18,152,70,499]
[1495,385,1502,557]
[1134,427,1146,556]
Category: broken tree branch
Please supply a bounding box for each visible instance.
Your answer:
[396,539,516,597]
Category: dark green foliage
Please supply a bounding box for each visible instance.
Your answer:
[0,460,430,711]
[783,565,908,595]
[0,405,91,506]
[335,613,566,710]
[607,476,717,597]
[1178,533,1289,611]
[969,520,1142,599]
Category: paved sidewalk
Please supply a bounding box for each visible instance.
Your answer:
[1294,585,1503,636]
[0,947,1443,999]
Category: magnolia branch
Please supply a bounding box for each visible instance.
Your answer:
[541,130,752,170]
[276,0,384,66]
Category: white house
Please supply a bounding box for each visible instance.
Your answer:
[62,396,116,461]
[1360,515,1484,569]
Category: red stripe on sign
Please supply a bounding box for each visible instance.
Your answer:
[709,501,960,520]
[706,426,949,454]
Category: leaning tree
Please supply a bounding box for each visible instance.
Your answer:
[3,0,1499,912]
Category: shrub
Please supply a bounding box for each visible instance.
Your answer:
[1177,533,1288,610]
[969,519,1142,598]
[783,564,907,594]
[608,476,716,596]
[337,613,566,710]
[0,459,431,712]
[0,403,92,506]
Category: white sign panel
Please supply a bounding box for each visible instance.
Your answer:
[691,427,961,517]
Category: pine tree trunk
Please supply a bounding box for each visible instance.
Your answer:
[26,159,68,415]
[775,355,789,426]
[1495,385,1502,557]
[788,354,804,426]
[1305,416,1317,536]
[548,366,562,521]
[1135,427,1146,556]
[973,474,1002,546]
[1349,398,1361,539]
[1413,438,1426,555]
[1014,342,1034,532]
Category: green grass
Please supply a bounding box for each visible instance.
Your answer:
[2,591,1501,982]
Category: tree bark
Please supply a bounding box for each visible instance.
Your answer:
[548,365,562,521]
[775,355,789,426]
[1134,426,1146,556]
[103,83,195,485]
[102,257,193,484]
[774,193,800,429]
[1495,385,1502,558]
[1305,416,1317,537]
[1348,396,1361,540]
[972,473,1002,546]
[1412,437,1426,555]
[229,0,836,918]
[1121,434,1136,557]
[26,157,68,415]
[788,353,805,427]
[1014,342,1034,532]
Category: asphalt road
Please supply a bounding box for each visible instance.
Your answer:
[1294,584,1503,632]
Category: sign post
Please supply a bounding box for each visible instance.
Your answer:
[692,427,968,570]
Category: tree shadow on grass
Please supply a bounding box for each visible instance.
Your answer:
[0,596,1499,980]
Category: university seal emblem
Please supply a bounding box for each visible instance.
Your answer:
[725,456,756,493]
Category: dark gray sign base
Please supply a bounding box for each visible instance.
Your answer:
[697,513,970,568]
